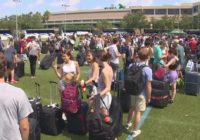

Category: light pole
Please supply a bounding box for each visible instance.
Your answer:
[13,0,21,39]
[61,3,70,33]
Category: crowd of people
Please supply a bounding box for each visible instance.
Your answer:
[0,31,200,139]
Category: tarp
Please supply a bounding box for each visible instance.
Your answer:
[169,29,186,35]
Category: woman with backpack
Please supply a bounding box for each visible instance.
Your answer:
[53,49,80,93]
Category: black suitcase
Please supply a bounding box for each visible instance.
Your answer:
[67,102,88,135]
[40,81,65,136]
[150,89,170,108]
[184,71,200,96]
[151,80,169,91]
[109,97,123,137]
[29,118,41,140]
[40,53,56,70]
[150,80,170,108]
[119,88,131,112]
[15,61,25,77]
[29,82,42,121]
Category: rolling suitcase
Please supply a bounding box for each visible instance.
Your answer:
[150,80,170,108]
[109,97,123,137]
[184,71,200,96]
[40,53,56,70]
[150,89,170,108]
[29,82,42,122]
[15,61,25,77]
[40,81,65,136]
[29,118,41,140]
[119,88,131,112]
[67,102,88,135]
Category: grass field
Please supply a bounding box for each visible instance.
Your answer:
[13,53,200,140]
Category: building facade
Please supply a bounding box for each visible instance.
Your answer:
[47,2,200,28]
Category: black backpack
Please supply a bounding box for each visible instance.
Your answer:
[87,95,103,133]
[124,63,147,95]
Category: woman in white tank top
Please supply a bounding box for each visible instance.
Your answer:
[53,50,80,92]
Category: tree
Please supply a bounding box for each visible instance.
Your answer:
[179,15,193,29]
[193,13,200,29]
[42,10,50,23]
[118,3,126,9]
[96,20,112,32]
[123,12,148,31]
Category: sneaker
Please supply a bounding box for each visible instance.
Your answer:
[125,122,132,130]
[131,130,141,137]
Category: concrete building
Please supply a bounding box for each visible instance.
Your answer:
[47,2,200,28]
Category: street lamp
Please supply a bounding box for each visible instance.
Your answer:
[13,0,21,39]
[61,3,70,34]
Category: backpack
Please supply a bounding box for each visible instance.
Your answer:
[87,94,103,133]
[61,83,81,113]
[124,63,147,95]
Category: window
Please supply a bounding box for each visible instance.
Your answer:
[193,6,198,13]
[144,9,154,15]
[168,9,179,15]
[181,8,193,15]
[155,9,167,15]
[132,9,142,13]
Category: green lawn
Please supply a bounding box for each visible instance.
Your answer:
[13,53,200,140]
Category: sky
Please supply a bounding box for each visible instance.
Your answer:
[0,0,199,18]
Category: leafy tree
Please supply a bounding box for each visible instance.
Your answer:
[118,3,126,9]
[96,20,112,32]
[123,12,148,31]
[191,14,200,29]
[42,10,50,23]
[179,15,193,29]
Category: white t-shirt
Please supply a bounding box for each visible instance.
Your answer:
[108,44,119,64]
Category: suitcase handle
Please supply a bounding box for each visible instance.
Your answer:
[35,82,41,98]
[49,81,58,84]
[49,81,58,106]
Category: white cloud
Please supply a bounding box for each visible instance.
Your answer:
[115,0,154,7]
[35,0,44,6]
[50,0,81,11]
[68,0,80,6]
[49,1,61,7]
[3,1,17,8]
[93,6,103,10]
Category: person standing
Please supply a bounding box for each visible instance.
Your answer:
[125,48,152,138]
[4,38,18,83]
[53,49,80,93]
[0,52,33,140]
[95,50,113,117]
[108,38,121,81]
[84,50,99,107]
[27,36,41,78]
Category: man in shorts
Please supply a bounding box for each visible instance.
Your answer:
[125,48,152,138]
